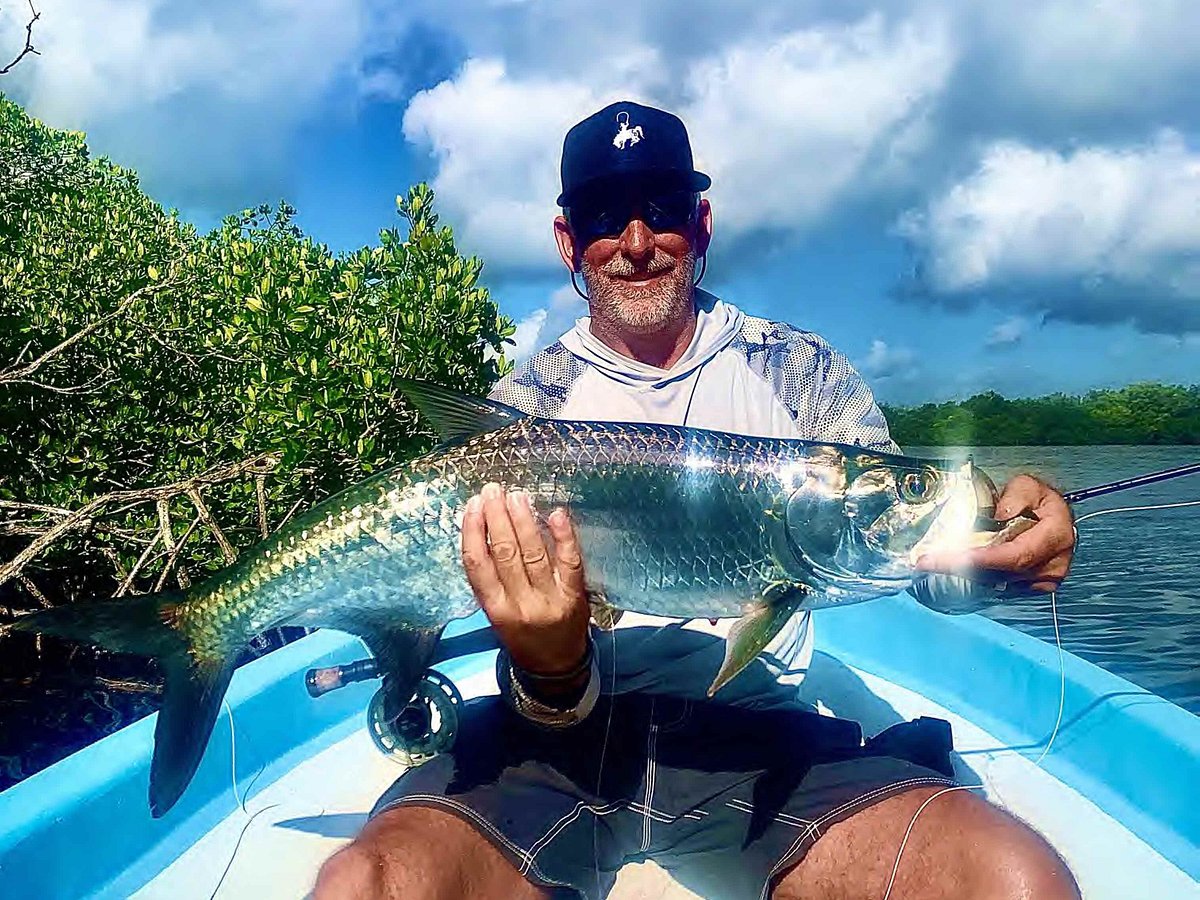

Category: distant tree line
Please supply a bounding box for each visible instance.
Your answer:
[882,383,1200,447]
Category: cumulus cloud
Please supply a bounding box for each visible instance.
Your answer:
[967,0,1200,123]
[401,57,642,273]
[400,13,954,273]
[0,0,367,209]
[897,131,1200,334]
[506,307,547,364]
[859,339,918,381]
[681,13,954,237]
[505,285,587,363]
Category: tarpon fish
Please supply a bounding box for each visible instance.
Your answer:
[15,380,1013,816]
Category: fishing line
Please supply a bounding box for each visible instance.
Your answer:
[878,592,1065,900]
[593,628,618,899]
[883,496,1200,897]
[207,699,277,900]
[1073,498,1200,525]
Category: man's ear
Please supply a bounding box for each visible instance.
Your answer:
[695,198,713,258]
[553,216,580,272]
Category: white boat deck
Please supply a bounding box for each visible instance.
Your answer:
[133,665,1198,900]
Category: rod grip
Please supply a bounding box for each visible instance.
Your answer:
[305,658,380,697]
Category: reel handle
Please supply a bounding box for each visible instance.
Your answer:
[305,657,380,697]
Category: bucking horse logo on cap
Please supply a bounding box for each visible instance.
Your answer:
[612,111,643,149]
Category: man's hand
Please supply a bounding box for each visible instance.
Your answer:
[917,474,1075,593]
[461,482,591,675]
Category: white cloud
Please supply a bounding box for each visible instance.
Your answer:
[0,0,367,206]
[970,0,1200,117]
[400,13,954,272]
[506,308,546,364]
[859,339,918,381]
[681,13,954,236]
[504,285,586,363]
[898,131,1200,332]
[402,57,662,273]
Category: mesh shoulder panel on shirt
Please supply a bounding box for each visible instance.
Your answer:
[488,341,588,417]
[731,315,898,452]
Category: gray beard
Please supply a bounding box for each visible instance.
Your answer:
[582,248,696,334]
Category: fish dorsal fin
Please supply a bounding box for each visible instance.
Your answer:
[396,378,526,443]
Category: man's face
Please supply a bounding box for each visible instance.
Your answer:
[554,188,713,335]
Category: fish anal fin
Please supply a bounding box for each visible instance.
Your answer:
[708,584,808,697]
[587,589,624,631]
[355,620,446,718]
[394,378,525,444]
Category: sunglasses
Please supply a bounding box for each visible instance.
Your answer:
[567,190,699,246]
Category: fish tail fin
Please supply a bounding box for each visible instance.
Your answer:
[152,653,235,817]
[14,590,234,818]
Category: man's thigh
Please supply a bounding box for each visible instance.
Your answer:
[773,786,1080,900]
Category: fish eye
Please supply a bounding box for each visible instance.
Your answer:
[897,468,942,504]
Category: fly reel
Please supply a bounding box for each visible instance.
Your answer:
[367,669,463,766]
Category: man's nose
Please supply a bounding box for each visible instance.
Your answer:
[620,218,655,263]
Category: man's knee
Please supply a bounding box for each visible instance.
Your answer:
[314,843,385,899]
[314,808,456,900]
[956,795,1081,900]
[779,786,1080,900]
[313,805,550,900]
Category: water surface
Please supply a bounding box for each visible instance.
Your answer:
[911,445,1200,714]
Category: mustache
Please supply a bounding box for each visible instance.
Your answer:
[598,254,678,278]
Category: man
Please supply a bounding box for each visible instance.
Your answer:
[317,101,1078,899]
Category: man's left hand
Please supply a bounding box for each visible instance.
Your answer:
[917,474,1075,594]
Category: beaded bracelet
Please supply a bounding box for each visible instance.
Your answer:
[511,636,594,688]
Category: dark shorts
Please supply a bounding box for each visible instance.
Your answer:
[370,691,956,900]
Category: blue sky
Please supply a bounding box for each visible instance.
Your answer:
[2,0,1198,404]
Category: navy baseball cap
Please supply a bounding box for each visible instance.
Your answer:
[557,101,711,207]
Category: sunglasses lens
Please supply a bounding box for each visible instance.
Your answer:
[571,191,695,243]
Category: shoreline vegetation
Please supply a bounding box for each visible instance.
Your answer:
[882,383,1200,447]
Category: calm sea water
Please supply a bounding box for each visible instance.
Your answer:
[911,445,1200,715]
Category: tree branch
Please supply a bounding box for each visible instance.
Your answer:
[152,513,201,592]
[186,487,236,564]
[0,452,280,592]
[0,1,39,76]
[255,474,269,538]
[0,280,181,389]
[155,499,191,589]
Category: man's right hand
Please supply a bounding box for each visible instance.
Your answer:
[460,483,591,682]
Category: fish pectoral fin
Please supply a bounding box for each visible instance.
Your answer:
[708,584,808,697]
[394,378,526,444]
[587,589,624,631]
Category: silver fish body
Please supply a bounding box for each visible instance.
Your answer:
[188,418,980,658]
[17,382,991,816]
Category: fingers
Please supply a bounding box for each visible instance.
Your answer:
[461,493,507,616]
[479,482,532,598]
[993,474,1044,521]
[506,489,557,595]
[917,474,1075,594]
[548,508,586,600]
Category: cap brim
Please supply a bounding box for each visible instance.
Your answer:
[558,169,711,207]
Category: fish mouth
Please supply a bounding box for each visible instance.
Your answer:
[907,462,985,565]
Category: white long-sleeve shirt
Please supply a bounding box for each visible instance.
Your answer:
[491,290,897,713]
